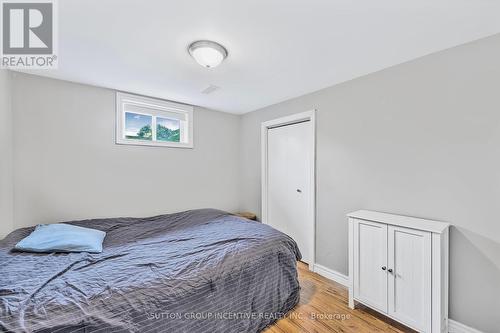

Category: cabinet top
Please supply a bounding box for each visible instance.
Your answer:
[347,210,450,234]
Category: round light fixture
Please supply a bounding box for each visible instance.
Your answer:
[188,40,228,68]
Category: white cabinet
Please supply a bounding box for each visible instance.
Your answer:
[348,210,449,333]
[353,220,388,311]
[388,225,432,331]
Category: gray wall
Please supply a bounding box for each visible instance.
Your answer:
[5,34,500,332]
[239,34,500,333]
[0,70,13,238]
[11,73,240,229]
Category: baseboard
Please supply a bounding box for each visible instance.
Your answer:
[448,319,484,333]
[310,267,482,333]
[312,263,349,287]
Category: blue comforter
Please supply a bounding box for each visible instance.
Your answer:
[0,209,301,332]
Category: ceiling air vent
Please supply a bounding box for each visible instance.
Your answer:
[201,85,220,95]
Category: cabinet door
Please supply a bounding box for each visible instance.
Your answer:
[353,219,388,312]
[388,226,431,332]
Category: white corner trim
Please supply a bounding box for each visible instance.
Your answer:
[448,319,484,333]
[312,263,349,287]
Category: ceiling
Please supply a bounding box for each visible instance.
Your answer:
[23,0,500,114]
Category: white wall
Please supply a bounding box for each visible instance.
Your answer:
[239,34,500,333]
[11,73,240,228]
[0,70,13,238]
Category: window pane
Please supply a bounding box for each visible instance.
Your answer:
[125,112,152,141]
[156,117,180,142]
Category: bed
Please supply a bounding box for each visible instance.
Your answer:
[0,209,301,333]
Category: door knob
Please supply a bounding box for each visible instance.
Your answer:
[388,268,393,273]
[296,189,302,193]
[381,266,386,271]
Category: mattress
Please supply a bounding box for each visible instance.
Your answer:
[0,209,301,332]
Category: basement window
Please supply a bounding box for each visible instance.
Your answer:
[116,92,193,148]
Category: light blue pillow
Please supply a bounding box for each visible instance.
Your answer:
[15,224,106,253]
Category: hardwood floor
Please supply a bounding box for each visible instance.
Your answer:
[263,262,416,333]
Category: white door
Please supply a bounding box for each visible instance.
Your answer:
[388,226,432,332]
[353,219,388,313]
[267,121,313,263]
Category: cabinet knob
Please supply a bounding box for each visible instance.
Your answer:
[381,266,386,271]
[388,268,393,273]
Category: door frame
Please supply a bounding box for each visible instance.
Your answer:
[261,110,316,269]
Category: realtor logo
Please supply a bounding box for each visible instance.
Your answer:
[1,0,57,68]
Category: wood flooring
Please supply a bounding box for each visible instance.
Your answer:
[263,262,416,333]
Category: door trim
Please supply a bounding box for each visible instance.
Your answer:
[261,110,316,269]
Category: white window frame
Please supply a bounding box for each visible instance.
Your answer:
[115,92,194,148]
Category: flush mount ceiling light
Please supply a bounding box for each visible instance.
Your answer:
[188,40,228,68]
